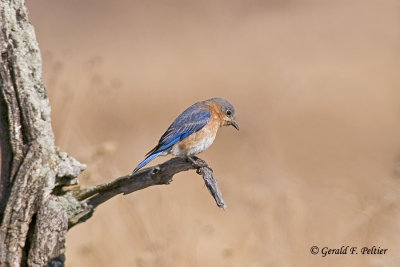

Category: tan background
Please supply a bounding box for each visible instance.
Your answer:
[26,0,400,266]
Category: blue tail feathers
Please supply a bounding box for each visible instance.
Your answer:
[133,151,162,173]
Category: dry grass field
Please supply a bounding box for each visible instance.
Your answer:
[25,0,400,266]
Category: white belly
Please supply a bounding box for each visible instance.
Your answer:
[170,129,217,156]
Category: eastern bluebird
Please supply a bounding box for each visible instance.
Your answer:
[133,97,239,173]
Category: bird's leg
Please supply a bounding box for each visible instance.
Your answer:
[186,156,197,165]
[186,156,212,172]
[187,156,201,166]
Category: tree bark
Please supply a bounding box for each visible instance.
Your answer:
[0,0,85,265]
[0,1,226,266]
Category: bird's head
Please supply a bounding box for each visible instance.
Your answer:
[209,97,239,130]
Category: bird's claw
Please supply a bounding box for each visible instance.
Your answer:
[187,156,212,172]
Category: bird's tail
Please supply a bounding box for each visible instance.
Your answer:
[133,151,162,173]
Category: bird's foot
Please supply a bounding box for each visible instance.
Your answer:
[187,156,212,172]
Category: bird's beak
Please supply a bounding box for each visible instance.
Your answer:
[231,121,239,131]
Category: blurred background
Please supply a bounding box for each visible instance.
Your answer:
[27,0,400,266]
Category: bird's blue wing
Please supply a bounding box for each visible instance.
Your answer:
[133,105,211,173]
[146,106,211,156]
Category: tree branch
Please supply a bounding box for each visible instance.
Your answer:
[67,157,226,228]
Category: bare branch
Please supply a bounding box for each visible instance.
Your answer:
[68,157,226,228]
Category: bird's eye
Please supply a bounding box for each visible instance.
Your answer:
[226,110,232,116]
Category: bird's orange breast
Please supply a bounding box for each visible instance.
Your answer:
[170,117,220,156]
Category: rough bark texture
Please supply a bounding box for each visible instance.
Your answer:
[0,0,85,265]
[0,1,226,266]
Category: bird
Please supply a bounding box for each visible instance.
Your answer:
[133,97,239,173]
